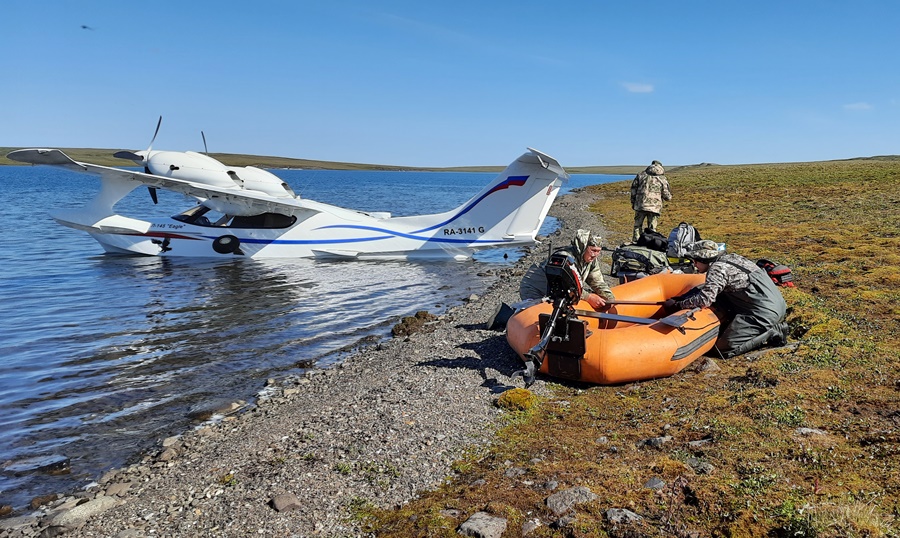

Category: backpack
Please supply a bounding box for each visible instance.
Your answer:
[610,244,669,277]
[667,222,702,258]
[636,229,668,252]
[756,259,795,287]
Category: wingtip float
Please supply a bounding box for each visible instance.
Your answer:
[7,126,568,260]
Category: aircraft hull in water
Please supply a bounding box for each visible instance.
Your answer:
[9,147,568,260]
[71,210,536,260]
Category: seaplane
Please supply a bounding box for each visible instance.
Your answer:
[7,120,569,259]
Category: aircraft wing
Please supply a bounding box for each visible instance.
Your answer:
[7,148,373,221]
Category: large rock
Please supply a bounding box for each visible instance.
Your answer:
[270,493,302,512]
[545,486,598,516]
[605,508,643,524]
[48,496,119,529]
[458,511,507,538]
[0,515,39,533]
[391,310,438,337]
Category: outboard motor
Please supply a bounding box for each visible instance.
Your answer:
[514,251,588,386]
[545,252,583,303]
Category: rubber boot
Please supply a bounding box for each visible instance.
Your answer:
[770,322,790,346]
[721,328,778,358]
[485,302,515,331]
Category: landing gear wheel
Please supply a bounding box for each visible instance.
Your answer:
[213,235,241,254]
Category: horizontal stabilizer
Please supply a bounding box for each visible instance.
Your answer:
[52,210,151,235]
[526,147,568,179]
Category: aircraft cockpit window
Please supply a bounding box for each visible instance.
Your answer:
[171,206,231,226]
[229,212,297,229]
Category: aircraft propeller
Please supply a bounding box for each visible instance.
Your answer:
[114,116,163,204]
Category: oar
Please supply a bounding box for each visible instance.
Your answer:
[605,300,666,306]
[574,309,657,325]
[574,307,704,329]
[658,307,702,329]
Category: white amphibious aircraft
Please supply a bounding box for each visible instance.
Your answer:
[8,131,568,259]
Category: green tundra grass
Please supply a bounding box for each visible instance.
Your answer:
[365,159,900,537]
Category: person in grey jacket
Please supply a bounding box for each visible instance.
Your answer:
[519,229,614,310]
[665,240,788,358]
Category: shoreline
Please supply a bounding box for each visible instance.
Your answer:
[0,187,616,537]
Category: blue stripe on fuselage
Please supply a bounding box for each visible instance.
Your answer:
[195,175,531,247]
[408,175,528,233]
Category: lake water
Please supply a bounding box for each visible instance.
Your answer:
[0,164,627,509]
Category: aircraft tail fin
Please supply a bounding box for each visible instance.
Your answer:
[402,148,568,248]
[501,147,568,243]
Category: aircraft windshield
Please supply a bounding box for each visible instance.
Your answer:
[172,206,232,226]
[171,206,295,228]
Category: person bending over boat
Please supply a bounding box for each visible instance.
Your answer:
[665,240,788,358]
[519,229,615,310]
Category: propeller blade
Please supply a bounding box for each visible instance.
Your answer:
[114,116,162,163]
[147,115,162,153]
[148,187,159,204]
[113,151,143,161]
[201,131,208,154]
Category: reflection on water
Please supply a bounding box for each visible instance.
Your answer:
[0,254,493,508]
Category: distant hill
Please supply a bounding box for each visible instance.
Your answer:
[0,146,646,173]
[0,147,642,173]
[0,147,434,171]
[2,147,897,172]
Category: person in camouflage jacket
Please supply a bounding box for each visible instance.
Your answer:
[519,229,614,310]
[630,160,673,241]
[665,240,788,358]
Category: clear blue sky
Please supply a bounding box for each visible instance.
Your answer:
[2,1,898,168]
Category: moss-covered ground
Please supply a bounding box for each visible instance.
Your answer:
[364,159,900,537]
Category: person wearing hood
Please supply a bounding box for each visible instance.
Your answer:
[630,160,672,242]
[487,230,614,331]
[664,240,789,358]
[519,229,614,310]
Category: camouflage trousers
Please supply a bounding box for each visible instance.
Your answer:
[633,210,660,241]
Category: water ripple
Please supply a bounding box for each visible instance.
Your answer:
[0,165,624,508]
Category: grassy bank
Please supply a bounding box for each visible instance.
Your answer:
[367,160,900,537]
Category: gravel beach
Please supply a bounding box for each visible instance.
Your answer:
[0,187,617,538]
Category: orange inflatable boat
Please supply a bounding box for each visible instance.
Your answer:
[506,272,720,385]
